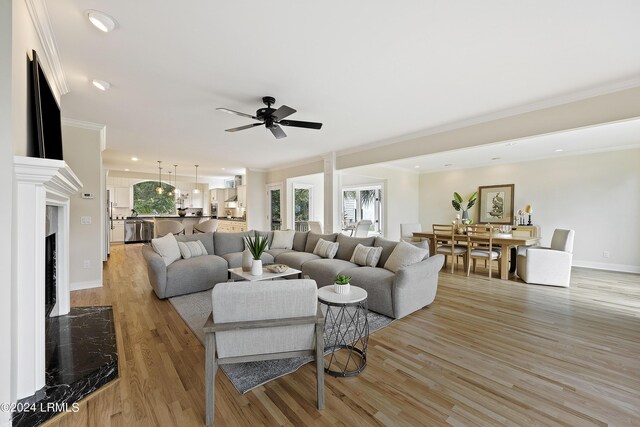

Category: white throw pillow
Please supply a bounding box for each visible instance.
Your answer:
[178,240,208,259]
[151,233,181,266]
[384,241,428,273]
[350,244,383,267]
[313,238,339,259]
[270,230,296,250]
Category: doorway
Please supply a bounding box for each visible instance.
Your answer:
[266,184,282,230]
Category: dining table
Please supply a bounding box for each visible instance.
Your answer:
[413,231,541,280]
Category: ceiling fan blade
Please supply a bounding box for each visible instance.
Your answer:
[279,119,323,130]
[225,123,263,132]
[217,108,258,120]
[270,124,287,139]
[271,105,296,120]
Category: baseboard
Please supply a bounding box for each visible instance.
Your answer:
[70,280,103,291]
[573,260,640,274]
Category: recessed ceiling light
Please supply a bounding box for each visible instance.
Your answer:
[491,157,501,160]
[221,168,226,170]
[506,142,517,146]
[555,148,564,152]
[414,165,420,169]
[87,10,118,32]
[131,157,139,161]
[92,79,111,91]
[444,164,452,167]
[124,169,129,171]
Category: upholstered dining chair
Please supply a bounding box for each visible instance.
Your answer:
[465,224,501,278]
[353,220,372,237]
[516,229,575,287]
[155,220,185,237]
[194,218,218,233]
[204,279,325,425]
[432,224,467,274]
[306,221,323,234]
[400,223,422,242]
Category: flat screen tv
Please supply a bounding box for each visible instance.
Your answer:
[29,49,63,160]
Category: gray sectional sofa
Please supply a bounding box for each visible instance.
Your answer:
[142,230,444,319]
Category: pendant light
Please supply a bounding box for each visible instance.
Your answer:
[156,161,164,194]
[173,164,180,196]
[167,171,173,196]
[193,164,201,194]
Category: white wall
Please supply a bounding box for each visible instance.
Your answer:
[1,0,13,424]
[419,148,640,272]
[246,169,267,230]
[62,125,103,290]
[341,165,420,241]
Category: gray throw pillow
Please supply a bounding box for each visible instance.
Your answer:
[384,241,428,273]
[313,238,339,259]
[350,244,383,267]
[151,233,181,266]
[270,230,296,250]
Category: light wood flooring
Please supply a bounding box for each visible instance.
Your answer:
[44,243,640,426]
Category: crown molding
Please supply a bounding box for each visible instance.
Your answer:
[61,118,106,151]
[25,0,69,95]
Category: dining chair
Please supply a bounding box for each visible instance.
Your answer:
[432,224,467,274]
[465,224,501,278]
[155,220,185,237]
[306,221,323,234]
[353,220,372,237]
[194,218,218,233]
[400,223,422,242]
[516,229,575,287]
[204,279,324,425]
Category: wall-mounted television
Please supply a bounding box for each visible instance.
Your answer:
[29,49,63,160]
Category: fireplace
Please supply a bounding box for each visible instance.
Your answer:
[45,206,58,317]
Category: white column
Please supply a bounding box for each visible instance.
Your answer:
[322,153,341,233]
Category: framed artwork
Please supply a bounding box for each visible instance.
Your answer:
[477,184,514,224]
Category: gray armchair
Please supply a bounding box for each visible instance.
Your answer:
[516,229,575,287]
[204,279,325,425]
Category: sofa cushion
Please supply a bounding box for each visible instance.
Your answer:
[276,251,321,270]
[293,231,309,252]
[177,240,208,259]
[384,241,429,273]
[214,231,251,256]
[374,237,399,268]
[271,230,296,249]
[165,255,228,298]
[302,259,358,287]
[340,266,395,317]
[305,232,338,253]
[313,238,339,259]
[151,233,181,266]
[336,234,375,261]
[350,244,383,267]
[176,232,215,255]
[223,251,275,269]
[266,248,294,259]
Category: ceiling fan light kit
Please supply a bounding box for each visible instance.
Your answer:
[217,96,322,139]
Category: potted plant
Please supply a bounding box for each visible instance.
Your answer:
[244,231,268,276]
[452,191,477,223]
[176,193,189,217]
[334,274,351,294]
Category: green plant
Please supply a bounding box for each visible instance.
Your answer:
[452,191,477,212]
[334,274,351,285]
[243,231,268,260]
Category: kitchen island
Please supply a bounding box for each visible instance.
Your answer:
[126,215,216,239]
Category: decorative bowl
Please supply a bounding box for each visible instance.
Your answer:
[265,264,289,273]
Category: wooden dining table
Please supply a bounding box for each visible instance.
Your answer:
[413,231,541,280]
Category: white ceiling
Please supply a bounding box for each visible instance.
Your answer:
[45,0,640,177]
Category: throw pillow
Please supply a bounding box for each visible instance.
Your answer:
[270,230,296,250]
[384,241,428,273]
[151,233,181,266]
[177,240,208,259]
[350,244,383,267]
[313,238,339,259]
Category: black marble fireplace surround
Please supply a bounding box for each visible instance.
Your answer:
[12,307,118,427]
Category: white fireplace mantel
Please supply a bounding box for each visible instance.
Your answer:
[13,155,82,400]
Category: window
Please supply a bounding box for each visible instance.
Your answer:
[268,186,281,230]
[291,183,313,231]
[342,185,383,234]
[133,181,176,215]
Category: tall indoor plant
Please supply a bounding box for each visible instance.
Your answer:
[244,231,268,275]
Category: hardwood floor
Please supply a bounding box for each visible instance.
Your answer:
[44,244,640,426]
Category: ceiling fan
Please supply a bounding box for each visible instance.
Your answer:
[217,96,323,139]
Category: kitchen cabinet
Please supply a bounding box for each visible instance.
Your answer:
[217,220,247,233]
[108,186,130,208]
[190,191,203,209]
[237,185,247,208]
[110,220,125,242]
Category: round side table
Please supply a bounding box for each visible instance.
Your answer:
[317,285,369,377]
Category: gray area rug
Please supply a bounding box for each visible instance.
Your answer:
[169,289,393,394]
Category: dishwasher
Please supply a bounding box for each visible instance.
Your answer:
[124,219,154,244]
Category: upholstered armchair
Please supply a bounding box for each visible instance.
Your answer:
[516,229,575,287]
[400,223,422,242]
[204,279,325,425]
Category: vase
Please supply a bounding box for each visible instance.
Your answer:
[250,259,263,276]
[334,283,350,294]
[177,208,187,217]
[241,249,252,272]
[461,210,469,221]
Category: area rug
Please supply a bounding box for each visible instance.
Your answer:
[169,289,393,393]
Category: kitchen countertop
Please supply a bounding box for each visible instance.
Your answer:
[218,217,246,222]
[124,215,216,220]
